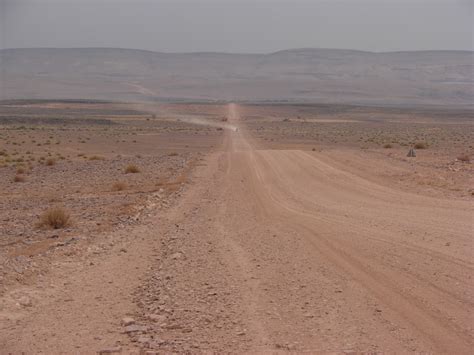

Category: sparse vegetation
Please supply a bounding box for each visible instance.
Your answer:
[383,143,393,149]
[125,164,140,173]
[457,154,471,163]
[38,207,71,229]
[414,142,428,149]
[46,158,56,166]
[112,182,127,191]
[13,175,25,182]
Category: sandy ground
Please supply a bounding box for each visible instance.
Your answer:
[0,102,472,353]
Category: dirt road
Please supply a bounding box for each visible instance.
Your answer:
[140,103,472,353]
[2,104,472,353]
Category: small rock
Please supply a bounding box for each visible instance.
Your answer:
[124,325,147,333]
[147,314,166,323]
[170,252,182,260]
[137,336,151,345]
[18,296,32,307]
[121,317,135,326]
[98,347,122,354]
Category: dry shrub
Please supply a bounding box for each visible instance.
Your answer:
[383,143,393,149]
[38,207,70,229]
[16,167,25,174]
[46,158,56,166]
[414,142,427,149]
[13,175,25,182]
[457,154,471,162]
[112,182,127,191]
[89,155,105,161]
[125,164,140,173]
[168,152,179,157]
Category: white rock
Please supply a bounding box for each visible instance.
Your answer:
[121,317,135,326]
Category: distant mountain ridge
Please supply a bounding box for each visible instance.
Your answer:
[1,47,473,106]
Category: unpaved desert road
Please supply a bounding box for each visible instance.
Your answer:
[2,104,472,353]
[151,103,473,353]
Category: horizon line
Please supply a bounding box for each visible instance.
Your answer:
[1,46,473,55]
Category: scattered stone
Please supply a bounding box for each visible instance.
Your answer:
[18,296,32,307]
[121,317,135,326]
[98,347,122,354]
[170,252,182,260]
[137,336,151,345]
[124,324,147,333]
[147,314,166,323]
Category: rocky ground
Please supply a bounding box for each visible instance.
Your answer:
[0,101,472,353]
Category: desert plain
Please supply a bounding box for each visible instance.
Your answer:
[0,98,472,353]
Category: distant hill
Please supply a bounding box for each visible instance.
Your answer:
[1,47,473,106]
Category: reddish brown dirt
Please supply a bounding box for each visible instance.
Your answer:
[0,103,472,353]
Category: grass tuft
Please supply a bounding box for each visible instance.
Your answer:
[13,175,25,182]
[457,154,471,162]
[125,164,140,174]
[112,182,127,191]
[38,207,70,229]
[414,142,428,149]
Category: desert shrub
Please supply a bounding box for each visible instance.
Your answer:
[414,142,427,149]
[112,182,127,191]
[46,158,56,166]
[168,152,178,157]
[38,207,70,229]
[89,155,105,161]
[457,154,471,162]
[125,164,140,173]
[383,143,393,149]
[16,167,25,174]
[13,175,25,182]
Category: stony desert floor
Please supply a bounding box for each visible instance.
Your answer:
[0,100,472,353]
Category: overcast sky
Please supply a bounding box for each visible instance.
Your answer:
[1,0,473,53]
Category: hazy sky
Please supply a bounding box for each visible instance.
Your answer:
[1,0,473,53]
